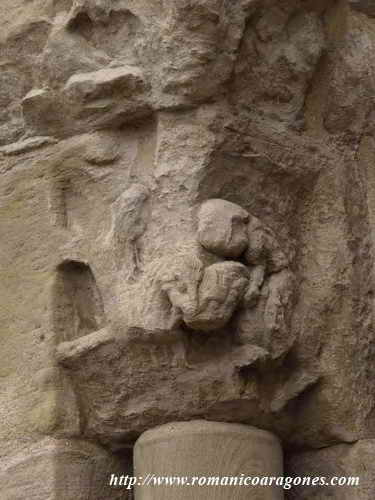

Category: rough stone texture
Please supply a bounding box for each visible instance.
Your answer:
[349,0,375,17]
[0,438,129,499]
[1,0,375,498]
[197,199,250,258]
[286,440,375,499]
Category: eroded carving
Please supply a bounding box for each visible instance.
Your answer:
[121,245,250,342]
[120,197,295,355]
[195,198,296,358]
[197,199,249,258]
[106,183,149,279]
[185,261,249,331]
[244,213,290,305]
[30,366,80,436]
[125,250,205,342]
[4,0,375,492]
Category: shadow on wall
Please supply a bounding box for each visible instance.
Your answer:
[51,260,106,342]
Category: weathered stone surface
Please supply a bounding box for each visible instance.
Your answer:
[2,0,375,497]
[286,440,375,499]
[197,199,249,258]
[63,65,151,128]
[0,136,57,156]
[184,261,249,331]
[349,0,375,17]
[0,438,128,500]
[233,9,326,126]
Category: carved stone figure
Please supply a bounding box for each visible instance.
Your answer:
[241,215,295,358]
[184,261,249,331]
[244,214,290,305]
[118,197,294,361]
[122,246,249,342]
[106,183,149,279]
[3,1,375,499]
[195,198,296,356]
[124,249,205,342]
[119,196,294,355]
[197,199,249,258]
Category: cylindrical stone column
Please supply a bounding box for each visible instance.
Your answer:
[134,420,284,500]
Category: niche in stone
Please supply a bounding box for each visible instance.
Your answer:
[66,3,143,63]
[52,260,106,342]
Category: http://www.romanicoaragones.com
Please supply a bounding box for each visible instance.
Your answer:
[108,473,360,491]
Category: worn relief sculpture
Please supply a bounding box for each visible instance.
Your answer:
[114,197,295,373]
[126,200,251,337]
[197,199,295,357]
[2,0,375,499]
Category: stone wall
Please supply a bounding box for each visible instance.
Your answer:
[1,0,375,498]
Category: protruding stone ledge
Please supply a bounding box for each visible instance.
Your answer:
[55,327,115,367]
[134,420,284,500]
[0,136,57,156]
